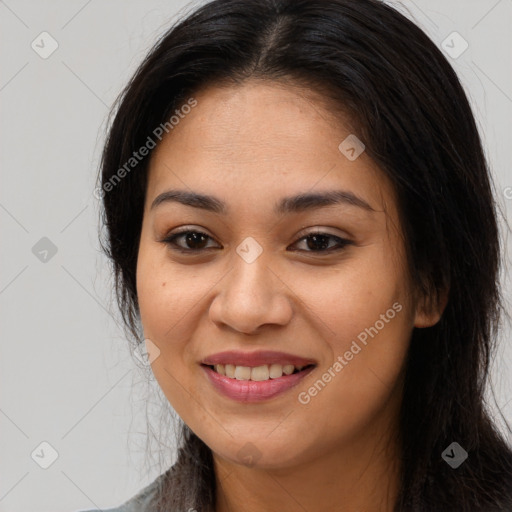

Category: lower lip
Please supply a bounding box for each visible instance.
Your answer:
[201,364,315,403]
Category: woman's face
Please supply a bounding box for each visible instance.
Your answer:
[136,80,437,469]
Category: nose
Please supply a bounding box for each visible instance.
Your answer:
[208,252,294,335]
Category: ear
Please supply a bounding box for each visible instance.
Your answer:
[413,285,449,328]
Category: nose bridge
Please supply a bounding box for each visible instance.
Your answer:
[229,246,272,300]
[210,240,292,333]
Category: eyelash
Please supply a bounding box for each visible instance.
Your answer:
[161,228,353,255]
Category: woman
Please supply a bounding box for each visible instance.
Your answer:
[85,0,512,510]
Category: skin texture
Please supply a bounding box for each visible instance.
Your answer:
[136,80,445,512]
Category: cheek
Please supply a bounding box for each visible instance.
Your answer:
[286,242,408,347]
[292,305,411,452]
[136,251,206,344]
[136,253,211,424]
[289,246,412,421]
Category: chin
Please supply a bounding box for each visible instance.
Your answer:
[210,435,308,470]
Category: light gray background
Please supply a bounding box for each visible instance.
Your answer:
[1,1,511,511]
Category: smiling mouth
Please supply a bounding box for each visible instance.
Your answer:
[202,363,316,381]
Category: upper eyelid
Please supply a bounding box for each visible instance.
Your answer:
[163,228,351,249]
[165,223,350,237]
[165,226,349,240]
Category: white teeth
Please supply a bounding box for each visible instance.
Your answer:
[282,364,295,375]
[225,364,236,378]
[251,365,269,381]
[212,363,310,381]
[234,366,251,380]
[269,363,283,379]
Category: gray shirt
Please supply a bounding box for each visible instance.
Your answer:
[76,473,162,512]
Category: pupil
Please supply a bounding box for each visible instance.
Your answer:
[307,234,329,251]
[186,232,208,249]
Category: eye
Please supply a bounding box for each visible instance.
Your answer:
[161,229,219,252]
[160,228,352,254]
[290,231,352,253]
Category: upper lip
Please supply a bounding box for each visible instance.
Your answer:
[201,350,317,368]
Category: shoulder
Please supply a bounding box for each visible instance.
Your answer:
[75,470,166,512]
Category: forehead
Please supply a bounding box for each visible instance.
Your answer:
[152,80,353,163]
[146,80,394,215]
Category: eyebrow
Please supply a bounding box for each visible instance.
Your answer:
[150,189,375,215]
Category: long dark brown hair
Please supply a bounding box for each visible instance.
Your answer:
[97,0,512,510]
